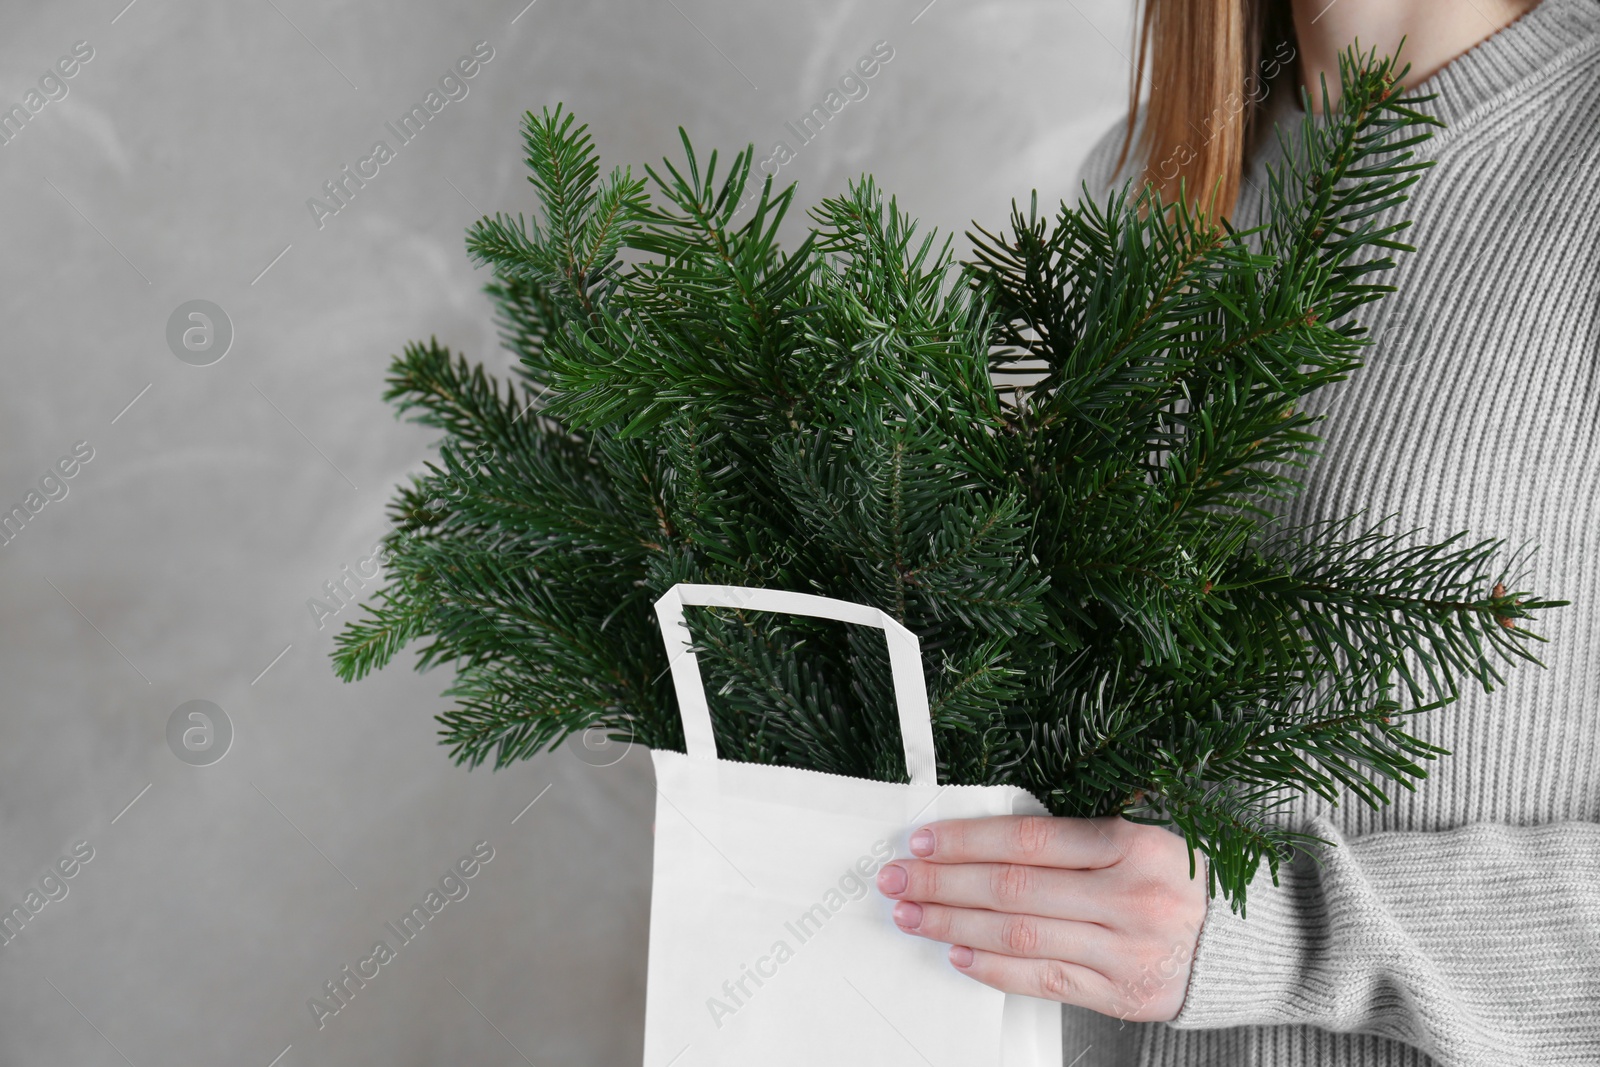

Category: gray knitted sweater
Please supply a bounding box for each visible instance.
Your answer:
[1065,2,1600,1065]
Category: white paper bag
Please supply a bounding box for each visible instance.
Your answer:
[643,583,1063,1067]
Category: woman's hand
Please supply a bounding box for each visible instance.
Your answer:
[875,814,1209,1022]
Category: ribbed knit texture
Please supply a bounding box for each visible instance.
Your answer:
[1063,2,1600,1065]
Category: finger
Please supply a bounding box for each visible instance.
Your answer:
[948,945,1119,1013]
[908,814,1128,869]
[891,900,1117,970]
[876,858,1111,923]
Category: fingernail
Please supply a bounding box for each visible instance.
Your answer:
[950,945,974,968]
[909,828,935,856]
[892,901,922,928]
[877,863,907,895]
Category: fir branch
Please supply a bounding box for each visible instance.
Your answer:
[332,46,1565,912]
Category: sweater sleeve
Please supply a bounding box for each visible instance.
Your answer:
[1167,814,1600,1066]
[1071,113,1141,209]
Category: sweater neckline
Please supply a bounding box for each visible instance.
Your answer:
[1408,0,1598,132]
[1268,0,1597,132]
[1246,0,1596,185]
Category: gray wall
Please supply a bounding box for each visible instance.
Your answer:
[0,1,1130,1062]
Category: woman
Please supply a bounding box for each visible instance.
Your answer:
[874,1,1600,1064]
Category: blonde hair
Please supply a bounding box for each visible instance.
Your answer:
[1116,0,1300,219]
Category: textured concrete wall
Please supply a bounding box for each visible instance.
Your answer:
[0,1,1130,1063]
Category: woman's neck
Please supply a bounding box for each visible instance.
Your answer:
[1288,0,1544,104]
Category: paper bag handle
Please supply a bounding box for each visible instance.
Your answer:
[652,584,938,787]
